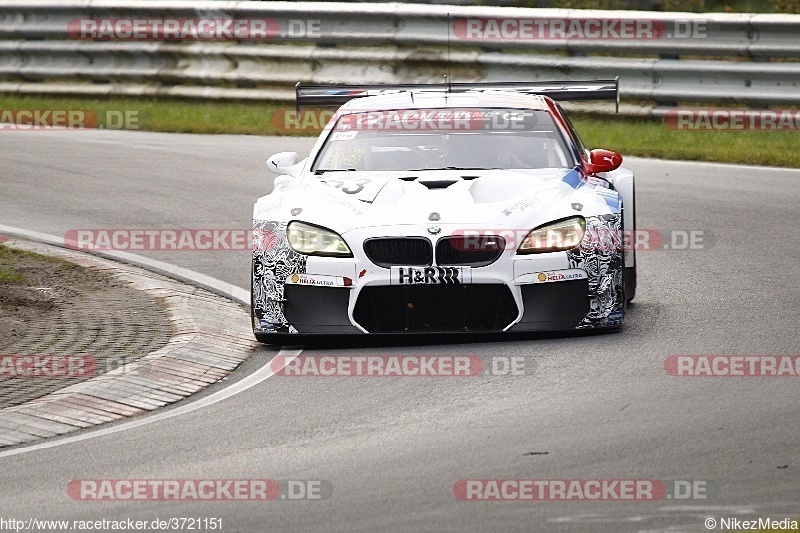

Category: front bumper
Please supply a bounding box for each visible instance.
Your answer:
[251,216,624,336]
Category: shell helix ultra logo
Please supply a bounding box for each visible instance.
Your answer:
[537,273,547,282]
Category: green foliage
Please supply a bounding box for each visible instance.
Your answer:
[572,113,800,168]
[490,0,796,12]
[1,94,797,168]
[0,246,28,285]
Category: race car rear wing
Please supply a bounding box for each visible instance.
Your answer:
[296,78,619,112]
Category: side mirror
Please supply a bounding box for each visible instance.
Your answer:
[266,152,299,176]
[585,149,622,174]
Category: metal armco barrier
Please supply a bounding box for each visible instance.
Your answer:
[0,0,798,112]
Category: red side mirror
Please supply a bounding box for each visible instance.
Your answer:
[585,149,622,174]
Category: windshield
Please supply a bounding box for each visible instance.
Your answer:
[312,108,575,172]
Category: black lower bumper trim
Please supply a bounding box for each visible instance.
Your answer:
[353,284,518,333]
[508,280,589,331]
[283,285,361,334]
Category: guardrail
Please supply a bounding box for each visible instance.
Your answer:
[0,1,799,112]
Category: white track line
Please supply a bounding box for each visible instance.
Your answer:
[0,349,302,459]
[0,224,248,305]
[0,224,301,458]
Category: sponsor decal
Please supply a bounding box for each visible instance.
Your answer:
[330,131,358,141]
[320,192,366,215]
[515,269,587,285]
[535,270,586,283]
[322,178,370,195]
[453,479,711,501]
[390,266,471,285]
[502,187,558,216]
[286,273,353,287]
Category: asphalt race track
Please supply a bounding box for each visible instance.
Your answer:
[1,129,798,532]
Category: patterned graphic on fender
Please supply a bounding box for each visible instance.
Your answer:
[252,220,307,333]
[566,215,624,327]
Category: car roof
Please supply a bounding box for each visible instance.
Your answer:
[337,90,552,113]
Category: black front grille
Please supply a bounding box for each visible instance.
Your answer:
[436,236,506,267]
[363,238,432,268]
[353,284,518,333]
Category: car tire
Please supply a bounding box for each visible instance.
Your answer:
[623,183,637,303]
[624,265,637,303]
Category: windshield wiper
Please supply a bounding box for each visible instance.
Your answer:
[313,168,358,175]
[315,167,495,174]
[405,166,497,171]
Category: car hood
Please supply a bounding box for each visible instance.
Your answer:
[259,167,619,233]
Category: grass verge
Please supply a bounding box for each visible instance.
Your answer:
[1,94,798,168]
[575,113,800,168]
[0,244,77,286]
[0,245,30,285]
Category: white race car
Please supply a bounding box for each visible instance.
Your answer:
[252,80,636,342]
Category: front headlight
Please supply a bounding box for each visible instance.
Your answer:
[287,221,353,257]
[517,216,586,254]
